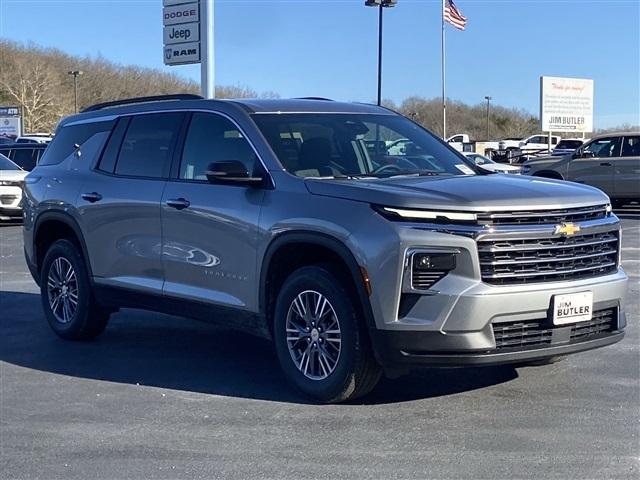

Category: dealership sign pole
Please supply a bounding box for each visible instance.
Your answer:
[162,0,214,98]
[540,76,594,149]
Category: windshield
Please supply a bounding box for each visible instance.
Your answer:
[555,140,583,149]
[252,113,476,178]
[0,153,20,171]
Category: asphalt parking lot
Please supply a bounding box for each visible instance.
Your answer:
[1,211,639,480]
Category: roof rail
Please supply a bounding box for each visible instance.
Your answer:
[81,94,204,113]
[295,97,335,101]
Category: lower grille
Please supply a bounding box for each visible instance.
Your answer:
[411,270,448,290]
[479,230,619,285]
[492,308,617,351]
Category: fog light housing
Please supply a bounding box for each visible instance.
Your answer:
[409,252,457,291]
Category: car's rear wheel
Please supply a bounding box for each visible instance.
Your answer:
[40,239,110,340]
[273,265,381,403]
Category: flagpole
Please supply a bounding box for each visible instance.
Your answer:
[441,0,446,139]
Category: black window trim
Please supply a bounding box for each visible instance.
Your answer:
[88,109,272,186]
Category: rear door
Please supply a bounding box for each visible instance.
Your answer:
[78,112,185,294]
[615,135,640,199]
[161,112,266,311]
[567,136,621,195]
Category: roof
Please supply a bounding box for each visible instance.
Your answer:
[229,98,389,114]
[62,96,392,127]
[590,131,640,140]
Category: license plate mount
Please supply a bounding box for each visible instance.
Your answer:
[552,291,593,326]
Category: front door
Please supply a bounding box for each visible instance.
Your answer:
[161,112,266,311]
[567,136,621,195]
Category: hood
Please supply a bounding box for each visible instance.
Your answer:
[305,174,608,211]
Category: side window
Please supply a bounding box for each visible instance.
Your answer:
[115,113,184,178]
[11,149,36,171]
[179,113,258,180]
[584,137,622,158]
[621,136,640,157]
[39,120,115,167]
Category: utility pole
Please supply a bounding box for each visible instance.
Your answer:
[68,70,83,113]
[200,0,215,98]
[365,0,397,106]
[484,96,492,140]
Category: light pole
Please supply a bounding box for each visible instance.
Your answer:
[68,70,84,113]
[484,95,492,140]
[365,0,397,106]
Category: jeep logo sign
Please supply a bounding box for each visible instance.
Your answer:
[164,42,201,65]
[163,23,200,45]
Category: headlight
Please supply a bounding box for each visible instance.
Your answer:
[378,206,477,223]
[521,165,531,174]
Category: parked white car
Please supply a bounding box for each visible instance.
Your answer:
[499,134,561,153]
[463,152,521,174]
[15,134,52,144]
[0,154,27,221]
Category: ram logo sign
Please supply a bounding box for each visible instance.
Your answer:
[164,42,201,65]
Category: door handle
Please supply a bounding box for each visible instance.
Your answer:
[81,192,102,203]
[166,198,190,210]
[600,162,613,167]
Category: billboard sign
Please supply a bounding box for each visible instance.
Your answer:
[163,1,201,65]
[540,76,594,132]
[0,106,21,139]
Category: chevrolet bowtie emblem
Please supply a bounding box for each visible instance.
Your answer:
[555,222,581,237]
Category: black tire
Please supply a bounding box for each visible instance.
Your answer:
[273,265,381,403]
[40,239,110,340]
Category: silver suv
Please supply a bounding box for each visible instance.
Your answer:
[23,95,628,403]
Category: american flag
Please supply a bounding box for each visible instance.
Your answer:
[443,0,467,31]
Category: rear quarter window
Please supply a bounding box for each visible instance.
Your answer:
[39,120,115,166]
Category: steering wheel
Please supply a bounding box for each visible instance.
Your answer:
[371,163,404,175]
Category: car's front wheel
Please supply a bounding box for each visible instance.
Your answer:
[40,239,110,340]
[273,265,381,403]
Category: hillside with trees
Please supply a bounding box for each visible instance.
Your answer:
[0,40,635,138]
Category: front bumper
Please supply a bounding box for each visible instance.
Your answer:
[371,305,625,367]
[0,186,23,220]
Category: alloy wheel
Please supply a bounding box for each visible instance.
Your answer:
[46,257,78,324]
[285,290,342,380]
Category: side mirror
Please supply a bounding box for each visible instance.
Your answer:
[205,161,264,186]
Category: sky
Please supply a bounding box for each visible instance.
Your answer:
[0,0,639,128]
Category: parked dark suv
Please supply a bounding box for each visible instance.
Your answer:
[23,95,627,402]
[0,143,48,171]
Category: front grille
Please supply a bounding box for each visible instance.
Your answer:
[411,270,448,290]
[493,308,617,351]
[479,230,619,285]
[476,204,608,226]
